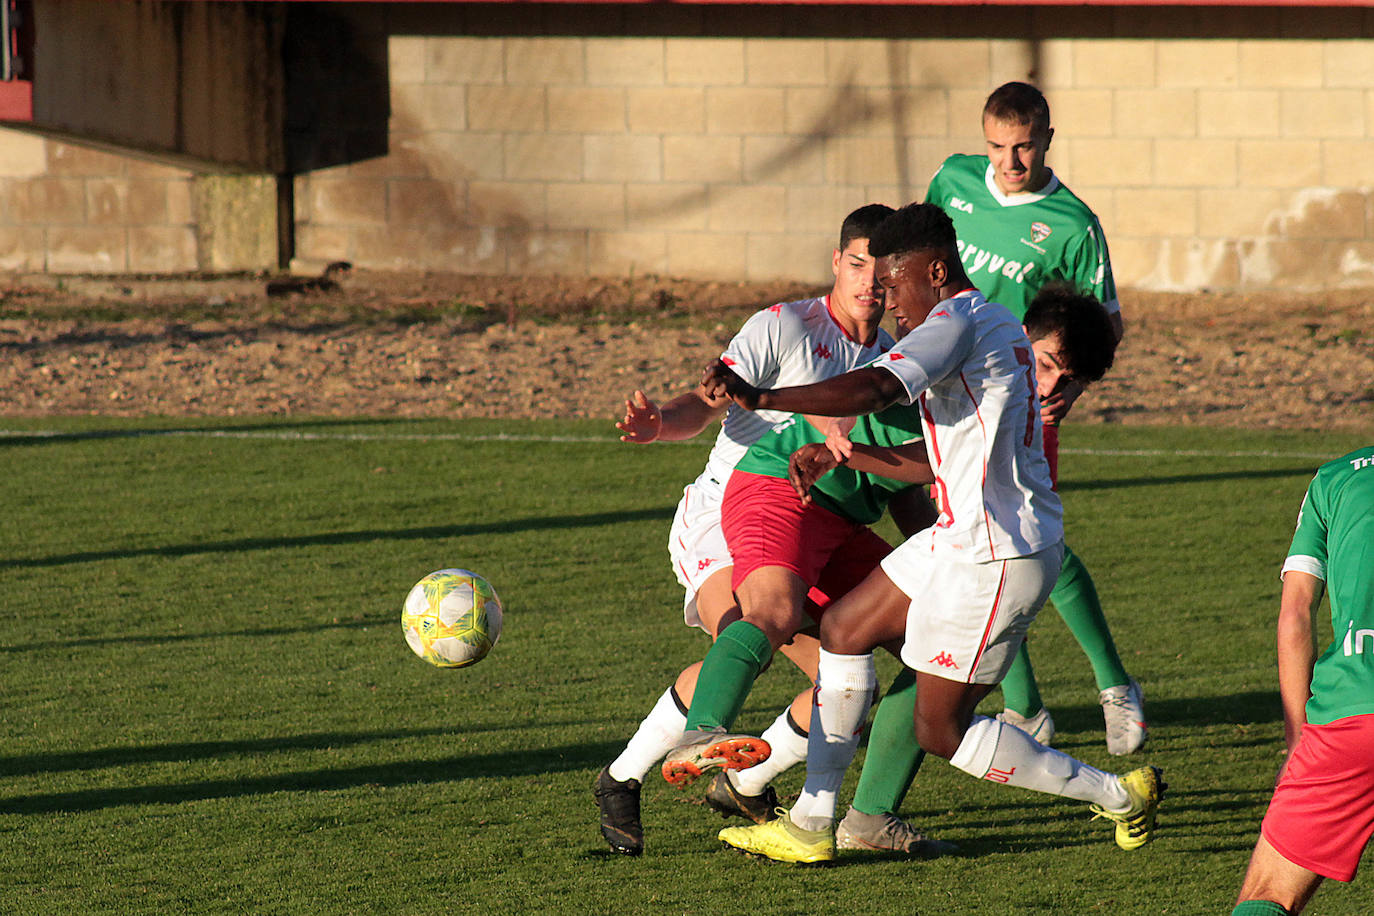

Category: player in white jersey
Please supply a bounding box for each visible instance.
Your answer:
[701,203,1163,864]
[593,204,896,856]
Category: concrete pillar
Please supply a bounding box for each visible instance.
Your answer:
[192,173,279,272]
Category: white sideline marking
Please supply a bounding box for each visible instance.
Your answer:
[0,427,1339,460]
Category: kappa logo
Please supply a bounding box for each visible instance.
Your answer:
[768,303,784,314]
[1030,221,1051,243]
[949,196,973,214]
[697,558,715,572]
[929,651,959,669]
[813,342,833,360]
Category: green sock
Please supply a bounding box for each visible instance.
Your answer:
[997,639,1045,718]
[850,668,927,816]
[1050,545,1129,691]
[1231,902,1290,915]
[683,620,773,732]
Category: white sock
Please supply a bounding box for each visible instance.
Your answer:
[789,650,876,831]
[608,687,687,783]
[950,715,1130,810]
[732,706,809,796]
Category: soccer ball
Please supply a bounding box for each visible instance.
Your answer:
[401,569,503,668]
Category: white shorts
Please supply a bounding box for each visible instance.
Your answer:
[667,480,733,631]
[882,540,1063,684]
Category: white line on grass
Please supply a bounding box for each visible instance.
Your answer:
[0,427,1340,460]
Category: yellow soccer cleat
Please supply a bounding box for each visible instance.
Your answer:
[1090,765,1165,850]
[718,809,836,864]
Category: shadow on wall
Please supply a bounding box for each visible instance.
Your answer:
[282,4,388,174]
[1138,189,1374,292]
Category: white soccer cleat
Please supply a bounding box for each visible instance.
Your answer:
[1100,678,1147,755]
[996,706,1056,745]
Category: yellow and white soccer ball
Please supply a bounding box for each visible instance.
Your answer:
[401,569,503,668]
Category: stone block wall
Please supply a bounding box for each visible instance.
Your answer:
[2,3,1373,292]
[0,130,197,273]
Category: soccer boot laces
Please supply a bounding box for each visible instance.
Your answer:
[1090,765,1165,850]
[835,808,957,858]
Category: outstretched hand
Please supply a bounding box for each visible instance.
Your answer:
[788,442,840,502]
[617,390,663,443]
[701,359,762,410]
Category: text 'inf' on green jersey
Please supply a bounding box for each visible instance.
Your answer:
[732,408,925,527]
[925,154,1119,321]
[1284,445,1374,725]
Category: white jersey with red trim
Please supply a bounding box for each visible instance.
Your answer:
[871,289,1062,562]
[696,296,893,496]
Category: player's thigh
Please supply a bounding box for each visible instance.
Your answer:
[1236,836,1324,913]
[693,566,740,637]
[735,564,812,644]
[817,566,910,656]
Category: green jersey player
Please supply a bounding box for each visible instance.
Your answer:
[1233,447,1374,915]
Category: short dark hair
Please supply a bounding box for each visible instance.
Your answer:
[867,202,957,262]
[1023,283,1117,383]
[983,81,1051,134]
[838,203,896,251]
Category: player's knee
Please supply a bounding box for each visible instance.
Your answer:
[741,607,808,648]
[913,712,965,759]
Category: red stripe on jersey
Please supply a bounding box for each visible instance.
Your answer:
[920,395,953,529]
[958,371,997,560]
[967,561,1009,679]
[824,294,867,346]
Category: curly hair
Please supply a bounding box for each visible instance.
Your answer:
[866,202,957,261]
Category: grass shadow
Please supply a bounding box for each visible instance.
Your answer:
[2,506,674,570]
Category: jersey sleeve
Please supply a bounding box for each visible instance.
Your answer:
[924,160,952,207]
[1062,215,1120,317]
[719,304,807,388]
[1283,480,1329,581]
[869,307,975,405]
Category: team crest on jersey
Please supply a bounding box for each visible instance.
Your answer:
[1030,221,1052,243]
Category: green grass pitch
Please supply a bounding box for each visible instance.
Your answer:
[0,416,1369,915]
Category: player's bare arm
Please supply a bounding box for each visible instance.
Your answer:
[703,358,903,418]
[786,440,933,502]
[1275,570,1324,756]
[616,386,728,443]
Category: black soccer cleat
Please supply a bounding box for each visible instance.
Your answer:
[704,770,781,825]
[594,766,644,856]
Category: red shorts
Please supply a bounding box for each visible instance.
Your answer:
[721,471,891,615]
[1261,713,1374,882]
[1042,423,1059,488]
